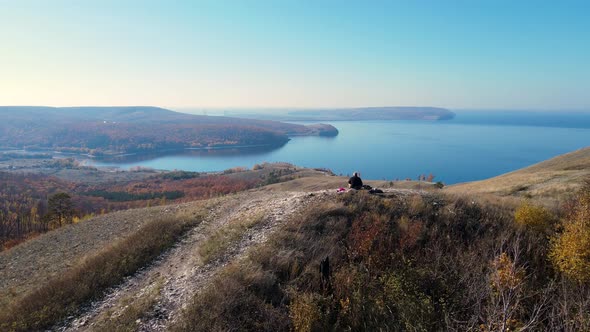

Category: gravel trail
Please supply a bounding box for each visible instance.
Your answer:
[59,189,325,331]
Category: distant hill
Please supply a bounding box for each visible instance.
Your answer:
[0,106,338,155]
[446,146,590,202]
[223,106,455,121]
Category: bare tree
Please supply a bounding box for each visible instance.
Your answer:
[47,193,74,228]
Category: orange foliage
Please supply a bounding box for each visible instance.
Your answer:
[0,171,261,249]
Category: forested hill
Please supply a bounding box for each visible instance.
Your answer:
[0,106,338,155]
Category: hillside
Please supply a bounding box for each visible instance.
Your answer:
[0,106,338,155]
[0,185,430,331]
[0,161,324,249]
[1,154,589,331]
[446,146,590,203]
[1,179,588,331]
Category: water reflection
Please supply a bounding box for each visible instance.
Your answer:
[92,143,288,164]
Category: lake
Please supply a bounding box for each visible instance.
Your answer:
[88,111,590,184]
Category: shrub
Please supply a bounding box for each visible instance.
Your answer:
[408,194,427,216]
[171,262,287,332]
[514,201,554,232]
[550,220,590,282]
[550,182,590,282]
[381,272,435,332]
[289,293,322,332]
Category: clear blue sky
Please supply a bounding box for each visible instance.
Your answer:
[1,0,588,109]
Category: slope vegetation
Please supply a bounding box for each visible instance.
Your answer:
[0,187,342,331]
[1,153,589,331]
[446,146,590,203]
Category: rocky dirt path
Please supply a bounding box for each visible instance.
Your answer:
[58,189,324,332]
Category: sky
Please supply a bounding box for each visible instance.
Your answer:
[1,0,589,110]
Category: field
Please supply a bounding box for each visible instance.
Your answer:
[446,146,590,206]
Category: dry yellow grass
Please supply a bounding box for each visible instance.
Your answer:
[0,210,204,332]
[446,146,590,205]
[258,175,435,192]
[198,211,266,263]
[89,278,164,332]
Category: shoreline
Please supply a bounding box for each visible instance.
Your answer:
[1,141,291,160]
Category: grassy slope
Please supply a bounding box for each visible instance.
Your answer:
[260,174,432,192]
[0,202,208,309]
[171,190,557,331]
[0,212,203,332]
[170,184,590,331]
[446,146,590,204]
[0,165,435,327]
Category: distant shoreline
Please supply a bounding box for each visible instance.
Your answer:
[91,142,290,160]
[0,141,291,161]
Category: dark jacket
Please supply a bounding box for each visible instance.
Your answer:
[348,175,363,189]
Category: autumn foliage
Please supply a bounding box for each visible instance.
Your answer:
[0,171,262,249]
[550,181,590,282]
[514,200,555,232]
[175,187,590,331]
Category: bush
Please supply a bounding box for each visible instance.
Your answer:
[171,262,288,332]
[514,201,555,232]
[289,293,322,332]
[549,183,590,282]
[550,219,590,282]
[381,272,435,331]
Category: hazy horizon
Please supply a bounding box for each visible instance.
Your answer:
[1,1,589,110]
[2,105,590,113]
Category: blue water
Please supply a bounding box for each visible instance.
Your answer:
[88,111,590,184]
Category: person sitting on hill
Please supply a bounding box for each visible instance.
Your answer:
[348,172,363,190]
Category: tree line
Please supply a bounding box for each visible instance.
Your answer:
[0,171,263,249]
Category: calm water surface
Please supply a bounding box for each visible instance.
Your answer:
[89,112,590,184]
